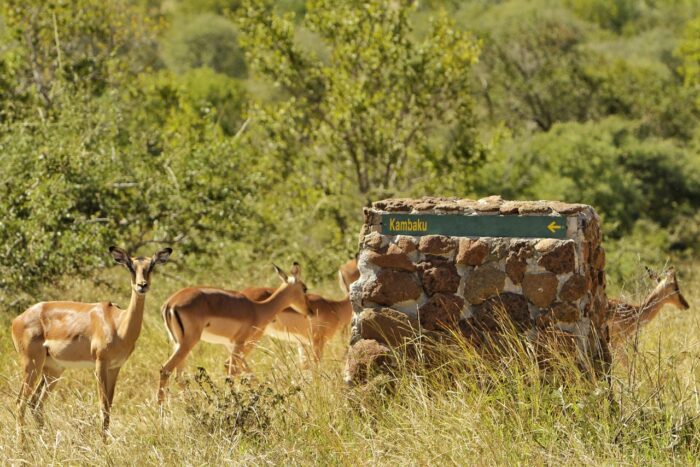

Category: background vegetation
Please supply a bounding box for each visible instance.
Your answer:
[2,0,700,463]
[3,0,700,306]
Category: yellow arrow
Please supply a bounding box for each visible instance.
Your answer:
[547,221,562,233]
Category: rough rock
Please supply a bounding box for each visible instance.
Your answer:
[499,201,521,215]
[548,201,587,215]
[489,238,509,259]
[367,251,416,272]
[472,292,530,330]
[362,231,384,251]
[551,302,579,322]
[505,254,527,285]
[418,293,465,331]
[592,247,606,270]
[389,236,417,254]
[344,339,393,385]
[560,274,586,301]
[505,244,532,284]
[456,238,489,266]
[518,201,553,214]
[363,270,421,305]
[418,235,456,255]
[475,196,503,212]
[464,265,506,305]
[357,308,418,346]
[584,216,600,242]
[372,198,413,212]
[536,239,576,274]
[417,256,460,295]
[522,272,558,308]
[582,242,591,263]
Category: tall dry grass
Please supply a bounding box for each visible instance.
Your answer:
[1,261,700,464]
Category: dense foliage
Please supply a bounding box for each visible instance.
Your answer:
[2,0,700,306]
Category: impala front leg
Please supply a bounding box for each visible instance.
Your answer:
[95,359,116,440]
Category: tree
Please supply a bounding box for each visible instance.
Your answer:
[679,14,700,90]
[161,13,248,78]
[475,5,597,132]
[0,1,255,307]
[0,0,160,119]
[236,0,482,198]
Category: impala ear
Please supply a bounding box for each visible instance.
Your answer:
[109,246,131,266]
[645,266,660,282]
[290,262,301,281]
[153,248,173,265]
[273,264,287,282]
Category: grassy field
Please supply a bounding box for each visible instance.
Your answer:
[1,261,700,465]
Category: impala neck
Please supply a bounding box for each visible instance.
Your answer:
[255,284,298,324]
[118,289,147,342]
[637,284,672,325]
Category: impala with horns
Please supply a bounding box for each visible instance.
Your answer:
[11,246,172,439]
[243,257,359,368]
[608,266,690,346]
[158,262,310,403]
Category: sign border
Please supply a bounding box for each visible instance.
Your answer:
[380,213,568,239]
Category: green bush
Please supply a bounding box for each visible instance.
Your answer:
[161,13,247,78]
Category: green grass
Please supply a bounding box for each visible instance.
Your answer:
[1,263,700,465]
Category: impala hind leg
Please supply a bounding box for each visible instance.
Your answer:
[16,339,46,438]
[175,356,188,388]
[311,336,326,366]
[226,341,255,377]
[159,341,196,404]
[28,365,64,428]
[298,336,326,370]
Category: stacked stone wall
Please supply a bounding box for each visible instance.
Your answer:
[345,196,610,384]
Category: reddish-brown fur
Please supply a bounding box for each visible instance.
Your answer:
[157,263,310,403]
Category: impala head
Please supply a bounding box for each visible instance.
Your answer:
[110,246,173,295]
[338,256,360,295]
[645,266,690,310]
[273,262,310,316]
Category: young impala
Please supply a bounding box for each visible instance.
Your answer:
[157,262,310,403]
[243,258,358,368]
[608,266,690,346]
[11,246,172,439]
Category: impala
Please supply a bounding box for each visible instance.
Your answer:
[338,256,360,294]
[243,258,357,368]
[12,246,172,438]
[608,266,690,346]
[158,262,310,403]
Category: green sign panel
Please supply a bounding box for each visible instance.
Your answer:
[381,214,567,239]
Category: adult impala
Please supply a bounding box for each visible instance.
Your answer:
[12,246,172,438]
[158,262,310,403]
[608,266,690,346]
[243,257,358,368]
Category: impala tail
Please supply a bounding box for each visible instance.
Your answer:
[161,302,184,343]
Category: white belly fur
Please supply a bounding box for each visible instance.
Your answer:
[201,330,233,346]
[265,327,310,345]
[44,339,127,370]
[44,339,94,368]
[52,358,96,369]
